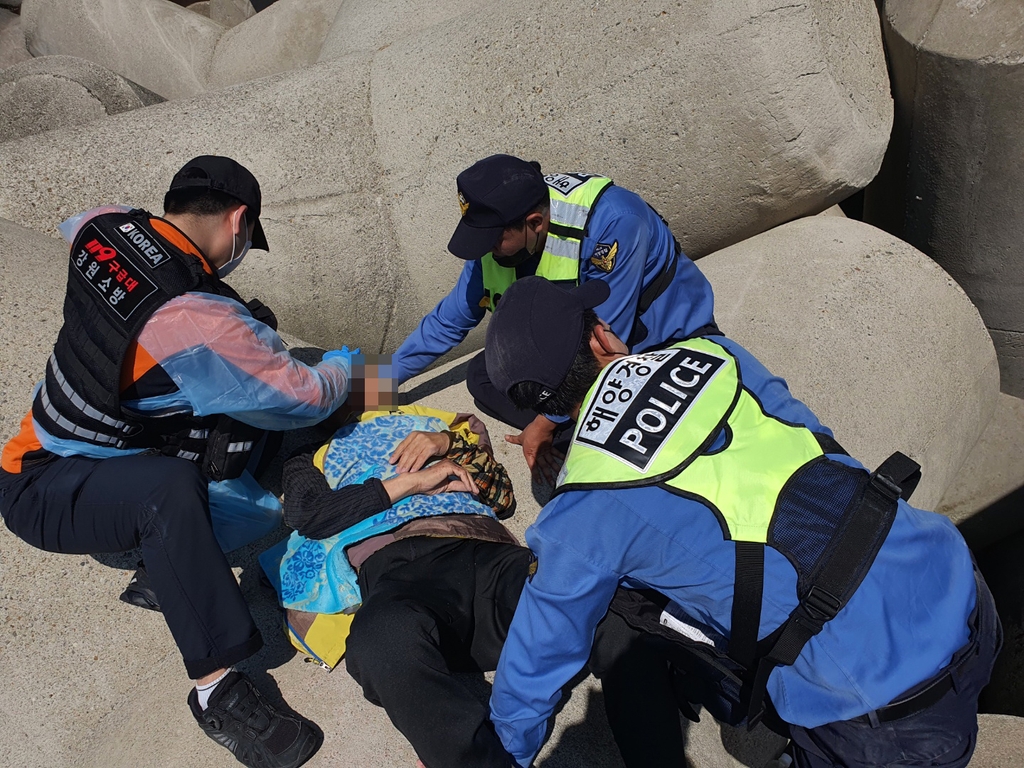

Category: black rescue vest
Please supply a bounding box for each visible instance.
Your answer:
[31,210,266,480]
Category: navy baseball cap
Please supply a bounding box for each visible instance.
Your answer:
[486,276,611,404]
[166,155,269,251]
[448,154,548,260]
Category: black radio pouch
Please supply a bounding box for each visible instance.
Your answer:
[203,415,265,481]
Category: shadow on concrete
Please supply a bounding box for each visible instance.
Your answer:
[538,668,629,768]
[960,483,1024,718]
[539,688,628,767]
[403,358,472,404]
[957,483,1024,554]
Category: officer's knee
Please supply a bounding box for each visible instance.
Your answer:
[138,458,208,529]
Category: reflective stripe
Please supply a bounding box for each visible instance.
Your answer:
[227,441,254,453]
[39,385,125,448]
[176,450,201,461]
[480,175,612,308]
[188,429,209,439]
[549,198,590,230]
[49,355,129,431]
[543,236,581,261]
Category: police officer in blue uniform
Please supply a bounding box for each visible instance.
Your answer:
[392,154,717,480]
[482,276,1000,768]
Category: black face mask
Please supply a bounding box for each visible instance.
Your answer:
[493,226,539,268]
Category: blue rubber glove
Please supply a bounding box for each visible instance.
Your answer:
[322,346,360,378]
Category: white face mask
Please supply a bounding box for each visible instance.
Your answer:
[217,211,251,278]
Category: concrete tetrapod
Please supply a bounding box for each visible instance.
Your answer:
[0,216,613,768]
[864,0,1024,397]
[20,0,226,101]
[0,213,1003,767]
[0,0,892,362]
[0,55,164,143]
[0,8,31,70]
[206,0,342,89]
[697,216,999,513]
[19,0,340,99]
[316,0,488,59]
[210,0,258,27]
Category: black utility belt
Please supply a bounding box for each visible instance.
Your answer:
[853,670,955,725]
[852,569,984,726]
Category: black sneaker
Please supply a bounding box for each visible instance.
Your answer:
[188,672,323,768]
[119,561,161,612]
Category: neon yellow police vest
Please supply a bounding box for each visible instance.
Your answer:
[559,337,907,726]
[479,174,614,311]
[557,338,824,544]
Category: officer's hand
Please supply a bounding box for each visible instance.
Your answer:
[506,415,564,486]
[390,431,451,473]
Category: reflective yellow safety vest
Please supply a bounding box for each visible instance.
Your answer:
[479,174,613,311]
[560,337,826,542]
[558,338,914,727]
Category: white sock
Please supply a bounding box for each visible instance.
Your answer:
[196,668,232,710]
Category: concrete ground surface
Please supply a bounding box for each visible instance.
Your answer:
[972,714,1024,768]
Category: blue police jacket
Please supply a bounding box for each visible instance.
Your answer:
[392,185,717,383]
[488,336,977,767]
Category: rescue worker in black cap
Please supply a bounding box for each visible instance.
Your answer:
[391,154,718,481]
[483,276,999,768]
[0,156,355,768]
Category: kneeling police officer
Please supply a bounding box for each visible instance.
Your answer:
[392,154,718,481]
[483,276,999,768]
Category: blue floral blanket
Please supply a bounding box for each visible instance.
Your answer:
[260,413,496,615]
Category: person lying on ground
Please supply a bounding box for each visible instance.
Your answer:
[262,398,528,768]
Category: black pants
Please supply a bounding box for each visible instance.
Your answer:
[0,454,262,678]
[345,536,533,768]
[590,575,1000,768]
[589,609,690,767]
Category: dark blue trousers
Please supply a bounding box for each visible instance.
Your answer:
[0,454,262,678]
[592,572,1000,768]
[787,571,1000,768]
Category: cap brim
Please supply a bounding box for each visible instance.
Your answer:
[251,217,269,251]
[575,278,611,309]
[448,219,503,260]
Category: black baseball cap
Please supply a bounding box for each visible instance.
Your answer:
[165,155,269,251]
[485,276,611,404]
[448,154,548,260]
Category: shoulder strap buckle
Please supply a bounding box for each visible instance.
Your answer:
[869,470,903,501]
[872,451,922,501]
[800,585,842,626]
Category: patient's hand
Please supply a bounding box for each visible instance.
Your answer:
[390,430,452,473]
[383,459,478,503]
